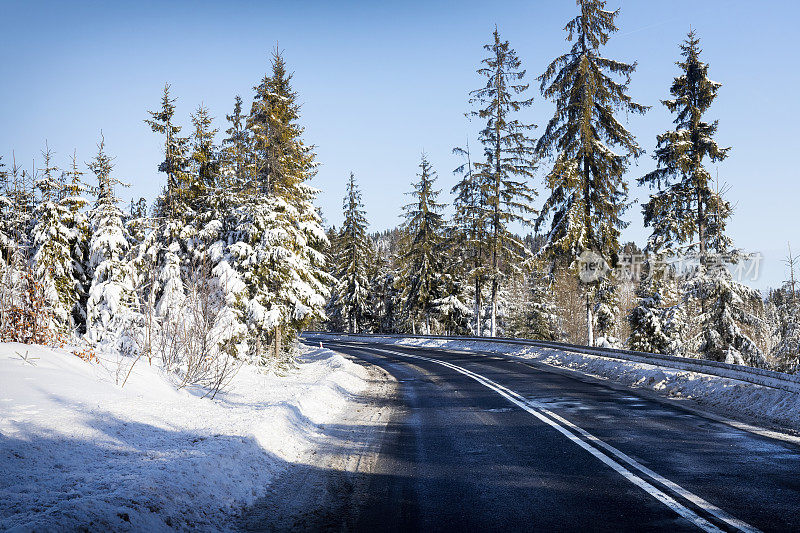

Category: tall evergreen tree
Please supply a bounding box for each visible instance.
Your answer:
[536,0,647,345]
[329,173,372,333]
[639,31,730,257]
[399,154,446,335]
[467,27,538,337]
[233,49,331,361]
[222,95,253,191]
[61,152,91,333]
[640,32,763,365]
[85,136,137,347]
[30,143,74,332]
[143,85,191,323]
[0,156,10,259]
[145,84,191,218]
[452,139,489,335]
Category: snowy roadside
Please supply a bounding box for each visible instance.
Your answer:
[319,335,800,435]
[0,342,368,532]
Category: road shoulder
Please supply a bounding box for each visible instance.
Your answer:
[239,351,397,531]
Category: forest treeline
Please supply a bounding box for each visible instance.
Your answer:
[0,1,797,381]
[323,2,799,373]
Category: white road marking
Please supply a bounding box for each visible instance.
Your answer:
[359,345,761,533]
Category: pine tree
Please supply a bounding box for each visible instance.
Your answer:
[399,154,446,335]
[189,105,248,359]
[467,27,538,337]
[0,156,32,338]
[186,104,220,264]
[85,136,137,348]
[247,47,308,197]
[536,0,647,345]
[329,173,372,333]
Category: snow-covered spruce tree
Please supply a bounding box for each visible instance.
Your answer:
[143,84,191,323]
[188,104,247,359]
[234,49,331,362]
[452,139,488,335]
[185,104,219,264]
[627,260,684,354]
[85,136,138,350]
[30,143,75,333]
[0,157,12,333]
[221,95,254,191]
[466,27,538,337]
[770,246,800,371]
[431,223,474,336]
[536,0,647,346]
[507,258,560,341]
[639,31,730,257]
[329,172,372,334]
[61,151,91,333]
[398,154,446,335]
[0,157,31,338]
[0,156,11,258]
[640,31,764,365]
[768,252,800,372]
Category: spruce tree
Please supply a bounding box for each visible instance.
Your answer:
[0,156,10,258]
[452,139,488,335]
[536,0,647,345]
[626,260,684,354]
[467,27,538,337]
[145,84,191,218]
[143,84,191,323]
[85,136,137,348]
[330,172,372,333]
[399,154,446,335]
[234,49,331,361]
[31,143,74,332]
[61,151,91,332]
[640,31,730,257]
[222,95,253,190]
[769,246,800,371]
[640,32,763,365]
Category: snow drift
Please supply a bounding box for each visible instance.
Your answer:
[0,342,367,531]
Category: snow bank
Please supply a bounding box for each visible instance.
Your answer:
[0,342,367,532]
[327,335,800,433]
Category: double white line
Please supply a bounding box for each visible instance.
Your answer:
[368,346,760,533]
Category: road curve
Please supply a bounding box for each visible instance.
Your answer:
[317,340,800,533]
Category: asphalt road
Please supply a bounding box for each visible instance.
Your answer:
[312,340,800,533]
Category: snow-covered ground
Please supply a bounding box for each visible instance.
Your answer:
[0,342,368,532]
[321,335,800,435]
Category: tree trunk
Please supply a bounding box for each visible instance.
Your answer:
[474,277,482,336]
[273,325,282,362]
[586,290,594,347]
[490,278,498,338]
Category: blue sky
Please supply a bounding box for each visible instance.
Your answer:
[1,1,798,290]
